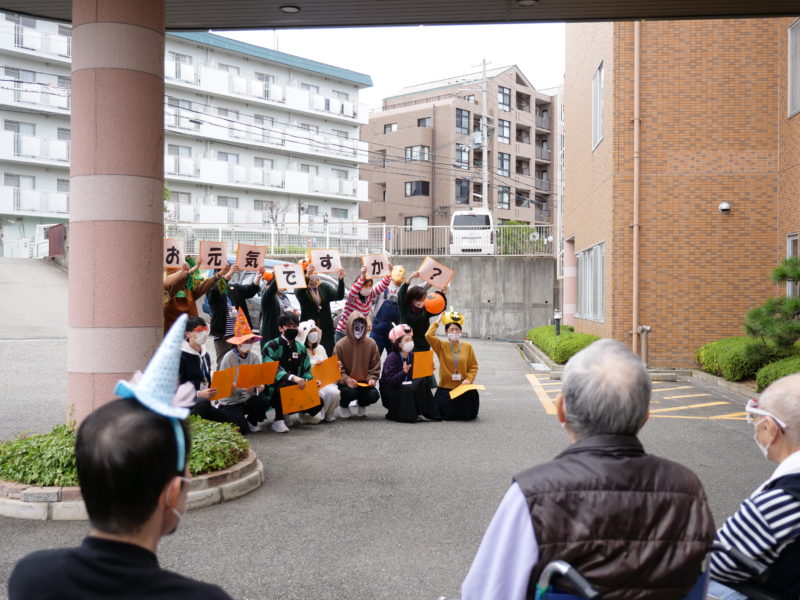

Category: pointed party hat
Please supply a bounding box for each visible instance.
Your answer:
[227,307,262,345]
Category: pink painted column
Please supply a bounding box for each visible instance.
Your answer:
[563,239,577,326]
[68,0,166,423]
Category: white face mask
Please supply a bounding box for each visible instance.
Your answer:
[753,420,771,458]
[308,331,319,344]
[239,343,252,354]
[192,332,209,346]
[448,331,461,342]
[360,288,372,298]
[401,341,414,353]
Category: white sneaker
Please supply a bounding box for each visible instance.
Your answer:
[270,420,289,433]
[337,406,352,419]
[247,422,262,433]
[298,412,322,424]
[349,400,358,407]
[323,415,336,423]
[356,405,367,418]
[285,414,300,427]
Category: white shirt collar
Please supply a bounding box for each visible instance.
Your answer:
[180,340,206,357]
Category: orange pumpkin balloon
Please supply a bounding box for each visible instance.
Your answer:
[424,292,446,315]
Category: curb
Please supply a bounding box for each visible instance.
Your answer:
[690,370,756,400]
[0,450,265,521]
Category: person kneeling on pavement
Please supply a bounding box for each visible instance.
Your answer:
[333,312,381,419]
[379,323,440,423]
[215,308,269,435]
[298,319,340,423]
[263,313,324,433]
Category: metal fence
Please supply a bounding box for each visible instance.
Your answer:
[164,222,556,257]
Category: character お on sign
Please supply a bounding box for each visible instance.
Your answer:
[163,239,185,268]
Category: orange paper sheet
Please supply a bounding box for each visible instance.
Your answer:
[209,367,235,400]
[449,384,485,399]
[312,356,341,388]
[412,350,435,379]
[235,362,279,388]
[280,382,321,414]
[356,382,371,387]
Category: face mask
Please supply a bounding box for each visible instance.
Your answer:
[753,420,771,458]
[239,343,252,354]
[193,332,208,346]
[308,331,319,344]
[166,477,189,535]
[284,328,298,341]
[360,288,372,298]
[448,331,461,342]
[353,322,365,339]
[308,276,319,288]
[401,341,414,353]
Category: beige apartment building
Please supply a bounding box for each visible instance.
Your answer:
[563,18,800,367]
[360,67,559,228]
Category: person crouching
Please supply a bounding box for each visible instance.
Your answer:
[298,319,341,422]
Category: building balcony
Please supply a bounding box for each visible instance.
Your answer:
[535,146,552,161]
[535,116,552,131]
[0,23,71,63]
[0,131,70,165]
[165,61,369,124]
[0,80,70,115]
[0,186,69,217]
[534,178,552,192]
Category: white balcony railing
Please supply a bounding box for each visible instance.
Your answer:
[0,24,71,61]
[0,186,69,215]
[0,131,70,164]
[0,80,70,113]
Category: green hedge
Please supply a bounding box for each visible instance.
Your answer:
[0,416,250,487]
[527,325,600,364]
[756,355,800,392]
[696,337,796,382]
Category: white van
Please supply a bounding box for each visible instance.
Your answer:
[449,210,495,254]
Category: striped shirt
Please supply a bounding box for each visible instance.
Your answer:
[709,485,800,583]
[335,275,390,333]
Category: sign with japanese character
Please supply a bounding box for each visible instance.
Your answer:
[309,248,342,273]
[199,241,229,270]
[418,256,454,289]
[234,244,267,271]
[361,253,390,279]
[163,239,184,268]
[275,262,307,290]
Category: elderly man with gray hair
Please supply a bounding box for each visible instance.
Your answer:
[707,373,800,600]
[460,339,715,600]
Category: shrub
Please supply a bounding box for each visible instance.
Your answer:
[695,337,747,375]
[0,416,250,487]
[527,325,600,364]
[696,337,796,382]
[755,355,800,392]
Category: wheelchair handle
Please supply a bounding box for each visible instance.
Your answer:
[539,560,601,600]
[712,542,768,578]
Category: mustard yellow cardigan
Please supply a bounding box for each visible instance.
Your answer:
[425,321,479,390]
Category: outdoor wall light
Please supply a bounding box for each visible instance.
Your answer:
[718,202,731,214]
[279,5,301,13]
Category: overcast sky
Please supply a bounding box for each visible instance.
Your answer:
[216,23,565,109]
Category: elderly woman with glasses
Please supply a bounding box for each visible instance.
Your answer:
[708,373,800,600]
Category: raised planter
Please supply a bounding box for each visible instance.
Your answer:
[0,450,265,521]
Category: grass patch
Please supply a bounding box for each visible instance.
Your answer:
[527,325,600,364]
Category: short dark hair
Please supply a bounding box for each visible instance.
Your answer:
[278,312,300,328]
[445,322,462,332]
[185,316,206,332]
[76,399,191,535]
[406,285,427,305]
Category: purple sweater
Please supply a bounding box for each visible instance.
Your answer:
[379,350,413,387]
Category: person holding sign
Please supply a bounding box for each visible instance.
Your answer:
[164,260,226,334]
[425,309,480,421]
[398,272,448,352]
[333,312,381,419]
[379,324,440,423]
[262,313,324,433]
[295,264,345,356]
[298,319,341,422]
[370,265,407,356]
[334,264,392,344]
[215,309,269,434]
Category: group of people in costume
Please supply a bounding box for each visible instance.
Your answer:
[166,256,481,434]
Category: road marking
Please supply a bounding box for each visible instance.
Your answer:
[651,415,709,420]
[709,412,748,420]
[651,385,693,393]
[650,401,729,414]
[663,393,711,400]
[526,374,557,415]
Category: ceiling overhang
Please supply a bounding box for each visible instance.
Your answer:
[3,0,799,30]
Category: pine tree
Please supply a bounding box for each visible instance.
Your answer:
[744,258,800,351]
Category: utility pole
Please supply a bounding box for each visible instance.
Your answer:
[480,58,489,212]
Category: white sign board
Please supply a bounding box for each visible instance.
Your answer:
[361,253,390,279]
[309,248,343,273]
[163,239,185,269]
[199,241,229,270]
[235,244,267,271]
[417,256,454,290]
[274,262,307,290]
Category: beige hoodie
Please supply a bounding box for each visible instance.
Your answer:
[333,311,381,384]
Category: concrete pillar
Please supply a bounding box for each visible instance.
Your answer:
[68,0,166,423]
[563,239,577,326]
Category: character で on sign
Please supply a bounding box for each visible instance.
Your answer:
[275,262,307,290]
[163,239,185,268]
[361,253,390,279]
[235,244,267,271]
[309,248,343,273]
[199,241,229,270]
[417,256,454,290]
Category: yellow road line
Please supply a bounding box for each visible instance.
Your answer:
[651,415,709,420]
[652,385,693,393]
[709,412,748,420]
[663,393,711,400]
[650,401,728,414]
[526,373,557,415]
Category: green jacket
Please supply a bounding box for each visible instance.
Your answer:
[262,336,312,383]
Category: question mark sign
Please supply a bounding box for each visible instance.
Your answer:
[431,267,442,280]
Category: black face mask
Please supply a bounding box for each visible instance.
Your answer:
[284,329,298,340]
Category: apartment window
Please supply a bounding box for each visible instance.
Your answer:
[456,109,470,135]
[57,76,71,90]
[498,153,511,177]
[172,191,191,205]
[497,186,511,210]
[791,22,800,116]
[788,234,800,296]
[254,157,274,170]
[384,123,398,133]
[217,63,240,75]
[405,145,430,161]
[255,72,275,83]
[168,51,193,82]
[5,173,35,190]
[332,90,350,100]
[331,129,349,139]
[304,204,319,216]
[5,120,35,155]
[168,144,191,157]
[417,117,432,128]
[516,190,531,208]
[217,151,239,164]
[404,216,429,231]
[331,207,348,219]
[464,94,475,103]
[332,168,349,179]
[6,67,36,102]
[217,195,239,209]
[300,163,319,176]
[57,128,70,142]
[254,199,269,212]
[455,179,470,204]
[455,144,470,168]
[300,122,320,134]
[498,86,511,111]
[301,83,320,95]
[498,120,511,144]
[218,108,240,136]
[405,181,430,197]
[57,178,70,193]
[254,114,274,140]
[577,242,605,321]
[592,62,604,148]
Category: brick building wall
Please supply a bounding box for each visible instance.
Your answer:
[780,19,800,255]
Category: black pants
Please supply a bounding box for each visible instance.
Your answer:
[338,384,380,408]
[190,398,239,428]
[380,379,440,423]
[217,394,269,434]
[272,379,323,421]
[434,387,479,421]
